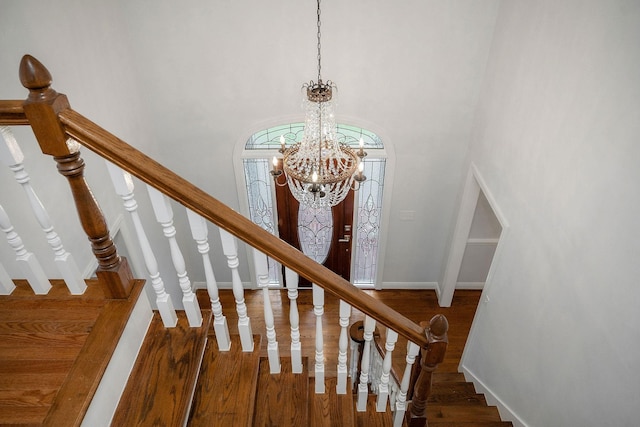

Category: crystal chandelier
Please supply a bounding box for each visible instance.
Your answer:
[271,0,366,209]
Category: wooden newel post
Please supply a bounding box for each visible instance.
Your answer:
[19,54,133,298]
[405,314,449,427]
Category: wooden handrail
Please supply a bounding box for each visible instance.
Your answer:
[0,100,29,125]
[58,108,429,348]
[4,54,432,347]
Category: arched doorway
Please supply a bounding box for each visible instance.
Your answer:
[235,123,392,288]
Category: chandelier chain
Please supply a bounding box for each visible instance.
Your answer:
[317,0,322,83]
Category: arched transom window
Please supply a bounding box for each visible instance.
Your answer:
[240,123,388,287]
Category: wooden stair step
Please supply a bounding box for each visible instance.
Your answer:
[253,357,309,427]
[309,377,354,427]
[432,372,467,383]
[353,393,393,427]
[426,404,505,423]
[112,310,212,427]
[428,381,488,405]
[188,334,262,427]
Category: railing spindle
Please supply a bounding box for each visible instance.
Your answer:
[186,208,230,349]
[0,126,85,294]
[0,204,49,294]
[336,299,351,394]
[106,162,177,327]
[147,185,202,327]
[285,267,303,373]
[219,228,254,352]
[357,315,376,411]
[393,341,420,427]
[254,248,280,373]
[377,328,398,412]
[0,262,14,294]
[313,283,325,393]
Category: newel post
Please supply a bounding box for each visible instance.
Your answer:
[19,55,133,298]
[405,314,449,427]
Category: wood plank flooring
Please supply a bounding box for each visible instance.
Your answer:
[253,358,309,426]
[112,310,211,427]
[197,288,481,377]
[188,335,262,427]
[0,279,144,427]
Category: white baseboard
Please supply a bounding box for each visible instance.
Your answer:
[193,281,440,292]
[459,364,528,427]
[379,282,439,290]
[82,291,153,427]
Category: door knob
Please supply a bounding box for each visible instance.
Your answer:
[338,234,351,243]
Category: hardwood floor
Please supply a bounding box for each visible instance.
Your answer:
[197,288,481,377]
[0,279,144,426]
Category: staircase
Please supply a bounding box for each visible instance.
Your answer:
[109,289,512,427]
[0,283,512,426]
[0,55,513,426]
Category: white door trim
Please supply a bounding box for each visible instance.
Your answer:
[439,163,508,307]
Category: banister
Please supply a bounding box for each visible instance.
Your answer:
[58,108,429,347]
[0,100,29,125]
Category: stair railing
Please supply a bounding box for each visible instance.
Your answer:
[0,54,448,427]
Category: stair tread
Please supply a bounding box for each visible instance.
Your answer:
[309,377,354,427]
[353,393,393,427]
[426,404,505,422]
[253,357,309,427]
[188,334,262,427]
[112,310,212,427]
[428,381,488,405]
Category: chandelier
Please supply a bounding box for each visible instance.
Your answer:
[271,0,366,209]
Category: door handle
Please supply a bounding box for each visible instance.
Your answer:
[338,234,351,243]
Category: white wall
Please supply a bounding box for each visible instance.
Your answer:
[0,1,147,279]
[462,1,640,425]
[0,1,500,292]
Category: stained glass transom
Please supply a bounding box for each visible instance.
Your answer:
[246,123,382,150]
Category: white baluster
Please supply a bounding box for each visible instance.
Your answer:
[336,299,351,394]
[219,228,254,352]
[313,283,325,393]
[357,315,376,411]
[349,334,361,391]
[0,126,85,294]
[0,204,50,294]
[147,186,202,327]
[186,208,230,350]
[106,163,177,327]
[0,262,15,294]
[377,328,398,411]
[254,248,280,373]
[393,341,420,427]
[285,268,303,373]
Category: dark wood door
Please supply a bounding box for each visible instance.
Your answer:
[275,166,354,287]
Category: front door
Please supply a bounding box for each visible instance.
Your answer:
[275,167,354,287]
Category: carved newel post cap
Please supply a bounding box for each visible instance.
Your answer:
[428,314,449,339]
[19,55,53,92]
